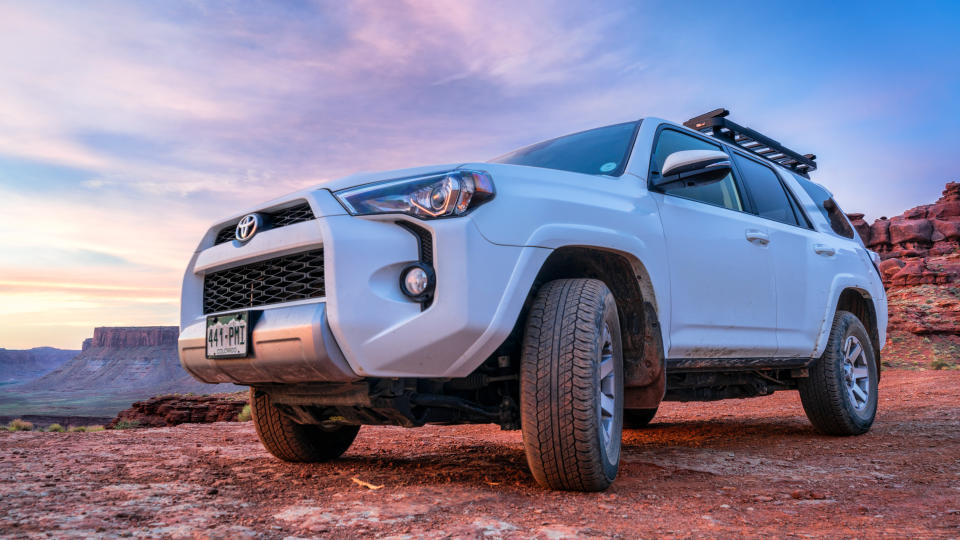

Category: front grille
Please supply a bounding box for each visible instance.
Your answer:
[203,250,325,313]
[214,202,315,245]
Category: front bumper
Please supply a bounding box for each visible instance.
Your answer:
[179,189,549,384]
[179,302,357,383]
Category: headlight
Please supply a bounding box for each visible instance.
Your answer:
[334,170,495,219]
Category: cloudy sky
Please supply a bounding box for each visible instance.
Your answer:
[1,1,958,349]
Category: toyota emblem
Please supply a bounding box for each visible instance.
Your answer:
[235,214,262,242]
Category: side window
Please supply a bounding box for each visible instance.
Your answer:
[732,153,800,227]
[794,175,855,238]
[784,185,813,229]
[650,129,743,212]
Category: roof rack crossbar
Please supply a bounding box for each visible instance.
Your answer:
[683,108,817,177]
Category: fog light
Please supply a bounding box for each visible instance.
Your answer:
[399,263,435,301]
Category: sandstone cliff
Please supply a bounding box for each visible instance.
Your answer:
[848,182,960,366]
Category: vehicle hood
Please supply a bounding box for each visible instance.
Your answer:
[310,163,467,192]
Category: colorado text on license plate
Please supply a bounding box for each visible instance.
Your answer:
[206,312,250,358]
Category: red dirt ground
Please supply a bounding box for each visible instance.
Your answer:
[2,369,959,539]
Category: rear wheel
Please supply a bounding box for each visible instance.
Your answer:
[250,388,360,462]
[798,310,878,436]
[520,278,624,491]
[624,407,658,429]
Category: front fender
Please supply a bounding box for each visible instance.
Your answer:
[474,219,672,359]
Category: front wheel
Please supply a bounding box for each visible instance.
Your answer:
[798,310,878,436]
[250,388,360,462]
[520,278,624,491]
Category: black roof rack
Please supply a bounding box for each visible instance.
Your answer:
[683,108,817,177]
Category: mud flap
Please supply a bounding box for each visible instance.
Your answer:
[624,302,666,409]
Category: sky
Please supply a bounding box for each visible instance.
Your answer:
[1,0,958,349]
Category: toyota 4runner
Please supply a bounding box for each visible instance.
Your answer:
[179,108,887,491]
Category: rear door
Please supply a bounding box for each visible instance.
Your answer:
[783,174,873,356]
[648,127,778,358]
[728,152,828,356]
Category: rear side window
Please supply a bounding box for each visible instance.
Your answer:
[650,129,743,212]
[794,175,855,238]
[732,153,800,227]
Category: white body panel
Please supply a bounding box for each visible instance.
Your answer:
[651,192,778,357]
[179,116,887,384]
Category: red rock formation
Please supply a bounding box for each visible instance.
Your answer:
[109,393,247,428]
[849,182,960,367]
[852,182,960,288]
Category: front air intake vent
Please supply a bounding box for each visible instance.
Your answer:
[203,250,325,313]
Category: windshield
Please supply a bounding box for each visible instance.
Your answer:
[490,121,639,176]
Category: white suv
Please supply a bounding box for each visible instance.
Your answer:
[179,108,887,491]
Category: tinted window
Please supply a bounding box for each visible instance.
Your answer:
[491,122,638,176]
[733,154,799,226]
[785,186,813,229]
[794,175,855,238]
[651,129,742,212]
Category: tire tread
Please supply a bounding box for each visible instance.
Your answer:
[250,388,359,462]
[798,310,877,436]
[520,278,620,491]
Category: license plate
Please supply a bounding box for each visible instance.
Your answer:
[206,311,252,359]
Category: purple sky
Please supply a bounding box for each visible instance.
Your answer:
[1,1,958,348]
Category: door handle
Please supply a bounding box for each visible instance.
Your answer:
[745,229,770,245]
[814,244,836,257]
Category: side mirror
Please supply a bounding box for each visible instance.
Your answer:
[654,149,731,188]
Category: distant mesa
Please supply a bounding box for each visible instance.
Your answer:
[13,326,230,395]
[89,326,180,349]
[0,347,79,385]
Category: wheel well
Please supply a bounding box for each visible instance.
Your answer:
[837,288,881,374]
[500,247,663,392]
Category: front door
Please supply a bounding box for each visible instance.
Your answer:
[648,127,778,358]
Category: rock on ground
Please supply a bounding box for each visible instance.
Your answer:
[109,393,247,428]
[2,370,958,539]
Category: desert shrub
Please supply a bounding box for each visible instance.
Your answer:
[68,426,87,433]
[47,424,65,432]
[8,419,34,432]
[237,404,252,422]
[112,420,140,430]
[930,358,954,370]
[86,425,105,432]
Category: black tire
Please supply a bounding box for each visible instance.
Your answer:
[520,278,624,491]
[249,388,360,462]
[624,407,658,429]
[798,310,878,436]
